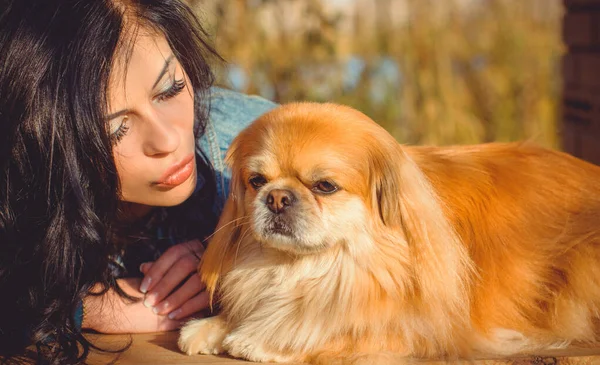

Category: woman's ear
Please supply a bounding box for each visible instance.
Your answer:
[200,136,246,308]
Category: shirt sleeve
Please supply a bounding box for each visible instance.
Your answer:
[197,87,278,213]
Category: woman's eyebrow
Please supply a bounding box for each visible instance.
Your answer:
[105,54,176,121]
[152,54,176,89]
[105,109,128,121]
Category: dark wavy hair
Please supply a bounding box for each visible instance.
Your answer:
[0,0,219,363]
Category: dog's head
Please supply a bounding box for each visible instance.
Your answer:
[223,102,413,255]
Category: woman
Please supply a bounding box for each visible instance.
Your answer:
[0,0,276,363]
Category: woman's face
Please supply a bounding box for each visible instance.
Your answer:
[106,29,197,211]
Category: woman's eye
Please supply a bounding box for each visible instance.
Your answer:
[312,181,338,194]
[155,78,186,102]
[109,116,130,145]
[249,175,268,190]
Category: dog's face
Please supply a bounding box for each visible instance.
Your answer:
[226,103,401,255]
[241,137,368,255]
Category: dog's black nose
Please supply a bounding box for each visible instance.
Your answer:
[266,189,295,214]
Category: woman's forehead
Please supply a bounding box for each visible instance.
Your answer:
[107,29,175,107]
[112,28,173,80]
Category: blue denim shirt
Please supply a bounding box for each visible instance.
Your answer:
[199,87,278,212]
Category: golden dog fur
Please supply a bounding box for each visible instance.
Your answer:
[179,103,600,364]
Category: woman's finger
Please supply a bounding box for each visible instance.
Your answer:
[139,261,153,274]
[143,253,199,308]
[167,291,210,320]
[139,239,202,293]
[152,274,205,315]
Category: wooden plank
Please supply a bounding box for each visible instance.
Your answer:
[81,332,600,365]
[6,331,600,364]
[563,12,595,47]
[85,332,295,365]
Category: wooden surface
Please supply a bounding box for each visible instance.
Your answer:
[8,331,600,364]
[78,331,600,364]
[85,331,291,365]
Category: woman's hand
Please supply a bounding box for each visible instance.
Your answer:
[82,278,183,333]
[138,239,210,320]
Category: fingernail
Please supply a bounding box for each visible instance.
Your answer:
[144,292,157,308]
[139,263,147,273]
[168,308,182,320]
[140,277,152,294]
[154,301,169,314]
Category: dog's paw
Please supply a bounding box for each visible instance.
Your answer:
[178,316,228,356]
[222,332,294,363]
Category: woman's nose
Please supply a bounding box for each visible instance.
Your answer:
[141,108,181,156]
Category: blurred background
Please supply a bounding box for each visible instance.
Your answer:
[189,0,564,148]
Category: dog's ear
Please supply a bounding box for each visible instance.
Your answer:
[200,135,246,309]
[372,141,470,274]
[369,135,459,252]
[223,134,249,217]
[369,131,473,339]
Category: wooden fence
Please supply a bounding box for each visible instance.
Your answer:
[562,0,600,164]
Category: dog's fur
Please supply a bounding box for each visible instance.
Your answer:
[179,103,600,364]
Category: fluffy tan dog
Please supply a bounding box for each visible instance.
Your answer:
[178,103,600,364]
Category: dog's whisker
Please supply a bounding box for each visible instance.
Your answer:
[203,215,251,244]
[217,221,251,272]
[233,226,252,267]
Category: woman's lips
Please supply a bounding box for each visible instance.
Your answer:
[154,154,195,187]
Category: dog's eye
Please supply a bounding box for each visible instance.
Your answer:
[249,175,268,190]
[312,181,338,194]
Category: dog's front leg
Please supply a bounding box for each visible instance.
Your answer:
[178,315,228,356]
[222,328,298,363]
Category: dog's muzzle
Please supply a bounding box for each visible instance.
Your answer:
[264,188,296,236]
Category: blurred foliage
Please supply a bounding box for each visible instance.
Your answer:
[190,0,564,147]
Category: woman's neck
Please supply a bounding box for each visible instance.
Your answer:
[117,202,155,223]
